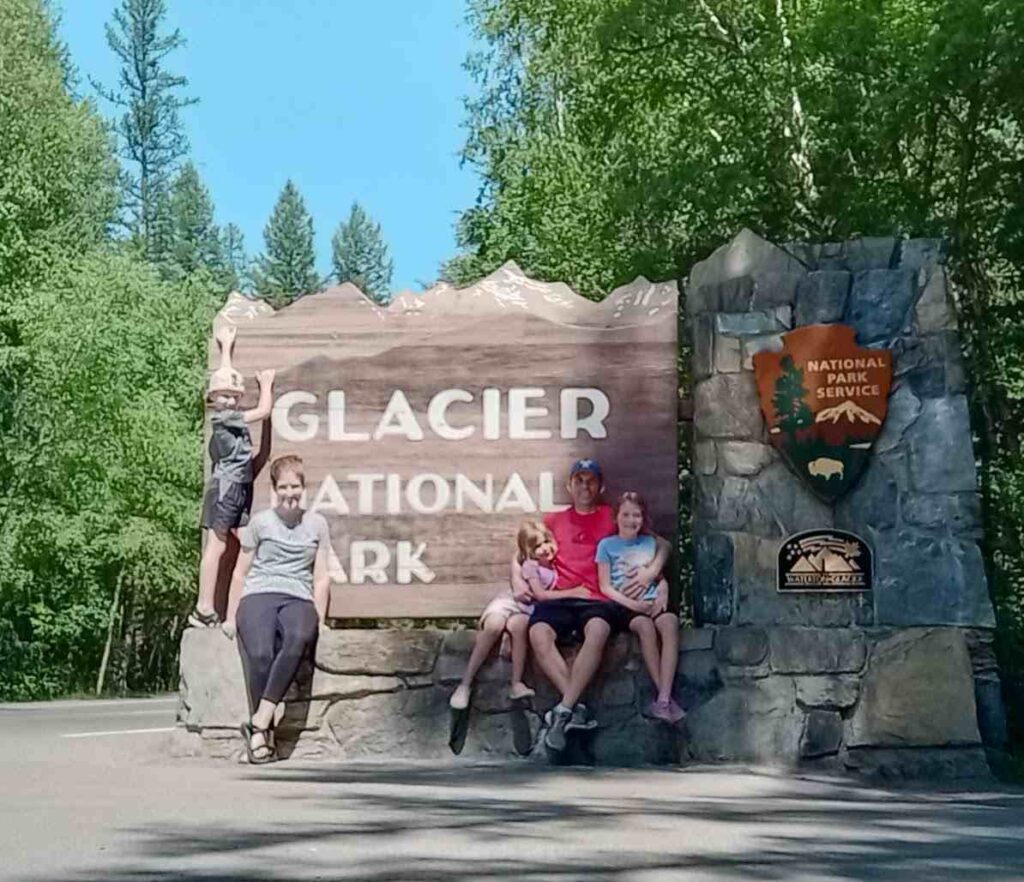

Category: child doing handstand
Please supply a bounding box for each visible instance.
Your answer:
[596,491,684,723]
[190,324,275,628]
[449,520,560,710]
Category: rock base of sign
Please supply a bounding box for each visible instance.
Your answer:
[172,624,996,779]
[684,231,1007,778]
[689,230,995,631]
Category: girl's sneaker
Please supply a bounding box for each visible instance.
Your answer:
[648,698,686,724]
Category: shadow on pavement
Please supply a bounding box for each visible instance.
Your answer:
[17,762,1024,881]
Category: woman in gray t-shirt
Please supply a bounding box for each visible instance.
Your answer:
[226,454,331,763]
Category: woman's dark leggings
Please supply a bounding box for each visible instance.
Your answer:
[236,593,319,709]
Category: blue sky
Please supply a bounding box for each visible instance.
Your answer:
[58,0,481,292]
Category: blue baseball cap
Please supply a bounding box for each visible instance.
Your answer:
[569,458,603,482]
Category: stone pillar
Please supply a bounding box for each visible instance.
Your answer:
[682,229,1003,777]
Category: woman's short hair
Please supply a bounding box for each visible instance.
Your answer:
[516,520,552,565]
[270,454,305,487]
[614,490,652,533]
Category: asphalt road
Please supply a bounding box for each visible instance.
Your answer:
[2,696,1024,882]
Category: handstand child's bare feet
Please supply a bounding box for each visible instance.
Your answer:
[449,683,471,710]
[508,681,535,701]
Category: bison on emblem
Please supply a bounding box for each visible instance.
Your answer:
[808,457,845,480]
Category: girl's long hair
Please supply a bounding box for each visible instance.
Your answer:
[516,520,552,564]
[614,491,653,534]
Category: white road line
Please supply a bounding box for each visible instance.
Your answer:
[0,698,178,711]
[60,727,176,739]
[95,709,176,717]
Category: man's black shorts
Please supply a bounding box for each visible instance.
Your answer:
[529,598,631,643]
[201,479,253,537]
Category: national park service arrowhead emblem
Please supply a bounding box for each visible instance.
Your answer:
[752,325,892,502]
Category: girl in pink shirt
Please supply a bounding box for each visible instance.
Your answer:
[449,521,557,710]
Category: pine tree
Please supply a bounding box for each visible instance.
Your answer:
[163,162,222,280]
[96,0,196,258]
[219,223,249,292]
[254,180,320,308]
[331,202,394,304]
[773,356,814,434]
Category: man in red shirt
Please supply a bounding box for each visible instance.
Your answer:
[513,458,670,752]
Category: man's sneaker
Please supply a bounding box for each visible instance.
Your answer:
[565,703,598,732]
[543,705,573,751]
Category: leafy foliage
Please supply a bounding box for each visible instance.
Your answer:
[254,180,321,308]
[1,252,218,698]
[331,202,394,304]
[0,0,117,300]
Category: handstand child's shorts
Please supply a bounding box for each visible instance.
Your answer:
[201,479,253,538]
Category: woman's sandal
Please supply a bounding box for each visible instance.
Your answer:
[188,606,221,628]
[240,721,276,764]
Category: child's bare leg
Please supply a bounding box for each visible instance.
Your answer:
[221,529,244,636]
[450,614,504,709]
[506,614,535,699]
[196,530,227,616]
[529,623,571,696]
[630,615,661,692]
[215,323,237,372]
[655,612,681,704]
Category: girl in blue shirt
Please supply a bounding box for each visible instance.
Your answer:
[596,492,684,723]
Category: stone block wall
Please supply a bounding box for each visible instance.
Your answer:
[174,622,991,778]
[686,230,1006,769]
[684,624,989,779]
[173,627,683,767]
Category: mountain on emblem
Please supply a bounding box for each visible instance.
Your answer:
[752,325,892,502]
[816,401,881,426]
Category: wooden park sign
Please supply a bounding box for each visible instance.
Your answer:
[210,263,678,617]
[752,324,892,502]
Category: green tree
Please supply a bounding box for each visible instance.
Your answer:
[163,162,223,280]
[331,202,394,303]
[96,0,196,257]
[254,180,320,308]
[219,223,250,292]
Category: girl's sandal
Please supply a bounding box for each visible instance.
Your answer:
[240,721,275,764]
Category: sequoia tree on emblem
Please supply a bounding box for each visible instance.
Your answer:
[752,325,892,502]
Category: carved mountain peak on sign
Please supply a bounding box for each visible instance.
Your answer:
[217,262,678,329]
[219,290,274,322]
[816,400,882,426]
